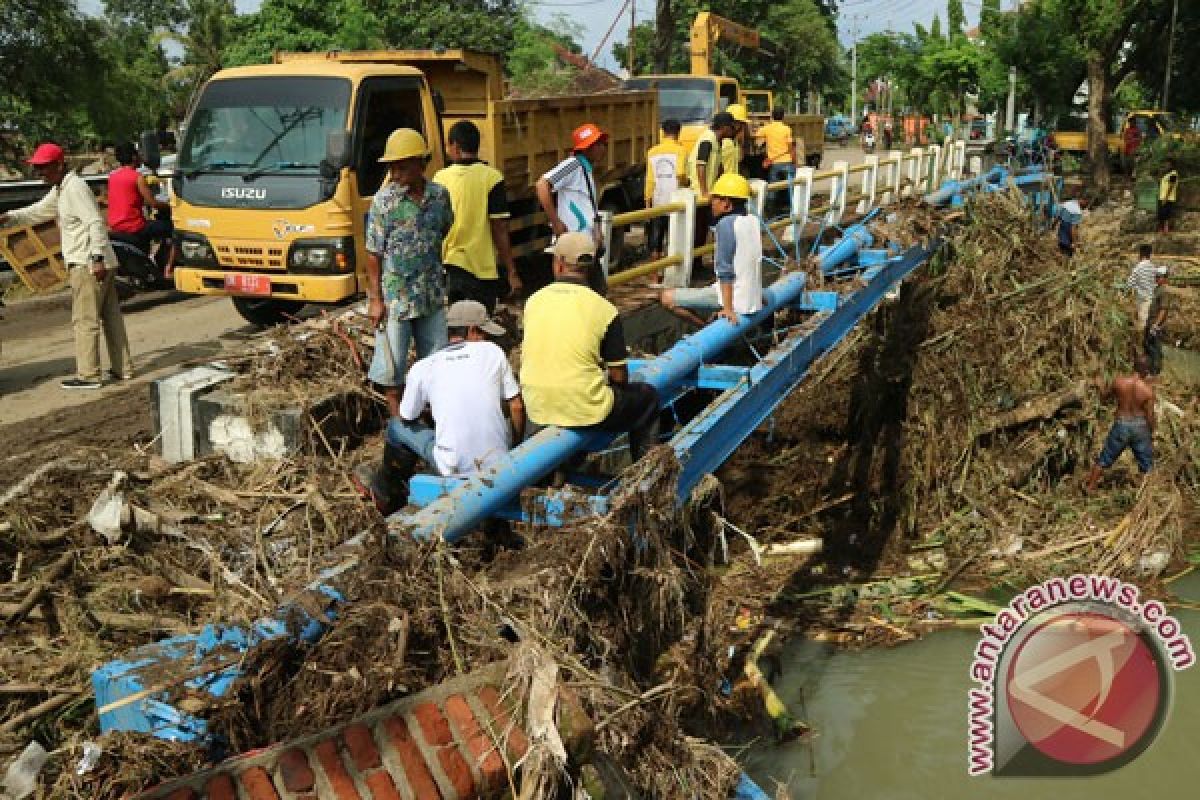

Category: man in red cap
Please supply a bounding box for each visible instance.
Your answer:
[535,123,608,292]
[1,143,132,389]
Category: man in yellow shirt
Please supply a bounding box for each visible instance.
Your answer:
[521,233,660,460]
[433,120,520,310]
[755,108,800,215]
[1158,162,1178,234]
[644,119,688,260]
[721,103,750,177]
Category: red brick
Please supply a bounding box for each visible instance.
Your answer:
[343,723,382,771]
[278,748,316,793]
[444,694,505,788]
[239,767,281,800]
[475,686,530,760]
[410,702,453,746]
[204,774,237,800]
[436,746,475,800]
[380,716,443,800]
[362,770,404,800]
[164,788,197,800]
[313,740,363,800]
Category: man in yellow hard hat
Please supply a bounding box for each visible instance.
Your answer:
[661,173,763,327]
[365,128,454,417]
[721,103,750,177]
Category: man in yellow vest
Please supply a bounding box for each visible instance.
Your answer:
[721,103,750,177]
[644,119,689,261]
[1158,162,1178,234]
[687,111,737,267]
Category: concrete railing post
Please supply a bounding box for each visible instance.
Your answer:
[749,178,768,220]
[789,166,814,253]
[952,141,967,180]
[859,155,879,213]
[925,145,942,193]
[887,151,904,204]
[831,160,849,226]
[663,188,696,289]
[598,208,614,280]
[907,148,923,197]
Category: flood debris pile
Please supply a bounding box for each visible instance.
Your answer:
[0,450,380,797]
[721,189,1198,647]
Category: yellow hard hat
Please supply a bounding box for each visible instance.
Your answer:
[726,104,749,123]
[379,128,429,162]
[144,174,160,188]
[711,173,751,200]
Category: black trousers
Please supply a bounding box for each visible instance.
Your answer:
[587,381,660,460]
[1144,325,1164,375]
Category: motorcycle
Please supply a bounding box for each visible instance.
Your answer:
[109,226,172,298]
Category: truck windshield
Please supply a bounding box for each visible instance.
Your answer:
[180,77,351,175]
[624,78,716,124]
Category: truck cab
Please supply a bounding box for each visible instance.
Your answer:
[172,57,442,324]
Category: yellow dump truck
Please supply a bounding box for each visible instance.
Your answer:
[622,13,824,169]
[169,49,656,325]
[1051,110,1180,158]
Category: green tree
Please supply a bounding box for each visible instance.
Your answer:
[947,0,966,38]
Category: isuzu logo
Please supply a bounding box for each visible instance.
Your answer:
[221,187,266,200]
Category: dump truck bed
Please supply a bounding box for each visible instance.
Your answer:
[378,50,656,202]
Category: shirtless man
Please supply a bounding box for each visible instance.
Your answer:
[1085,355,1156,491]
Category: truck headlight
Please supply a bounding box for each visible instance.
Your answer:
[288,238,354,273]
[176,233,217,266]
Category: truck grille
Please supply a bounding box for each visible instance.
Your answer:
[214,241,286,270]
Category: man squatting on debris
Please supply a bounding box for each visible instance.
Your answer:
[1086,354,1156,492]
[355,300,524,515]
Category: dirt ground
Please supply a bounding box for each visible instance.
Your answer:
[0,290,256,461]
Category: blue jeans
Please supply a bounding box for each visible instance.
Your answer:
[767,163,795,213]
[1097,417,1153,472]
[386,418,438,466]
[368,306,447,387]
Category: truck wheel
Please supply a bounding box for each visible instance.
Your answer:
[232,296,306,327]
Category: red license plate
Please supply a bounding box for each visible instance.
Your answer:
[224,273,272,296]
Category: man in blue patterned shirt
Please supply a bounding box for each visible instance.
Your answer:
[366,128,453,416]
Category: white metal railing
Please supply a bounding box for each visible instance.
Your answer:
[602,140,967,289]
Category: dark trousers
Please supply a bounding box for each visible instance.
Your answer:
[587,381,660,460]
[1144,324,1164,375]
[693,204,712,272]
[445,263,501,312]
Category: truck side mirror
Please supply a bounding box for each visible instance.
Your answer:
[140,130,161,171]
[324,131,351,171]
[432,90,446,115]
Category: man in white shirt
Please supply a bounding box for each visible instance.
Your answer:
[1126,242,1163,330]
[1,142,132,388]
[535,123,608,292]
[353,300,525,514]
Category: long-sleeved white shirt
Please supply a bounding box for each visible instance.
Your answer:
[7,171,117,268]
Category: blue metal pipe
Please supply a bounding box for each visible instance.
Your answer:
[923,165,1007,206]
[399,270,812,543]
[814,220,874,273]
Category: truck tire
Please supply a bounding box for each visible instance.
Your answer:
[232,296,306,327]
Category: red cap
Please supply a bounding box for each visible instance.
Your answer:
[572,123,608,152]
[27,143,65,166]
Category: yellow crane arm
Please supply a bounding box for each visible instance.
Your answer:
[690,11,761,76]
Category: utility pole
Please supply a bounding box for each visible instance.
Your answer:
[628,0,636,76]
[849,15,860,124]
[1163,0,1178,108]
[1005,0,1018,135]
